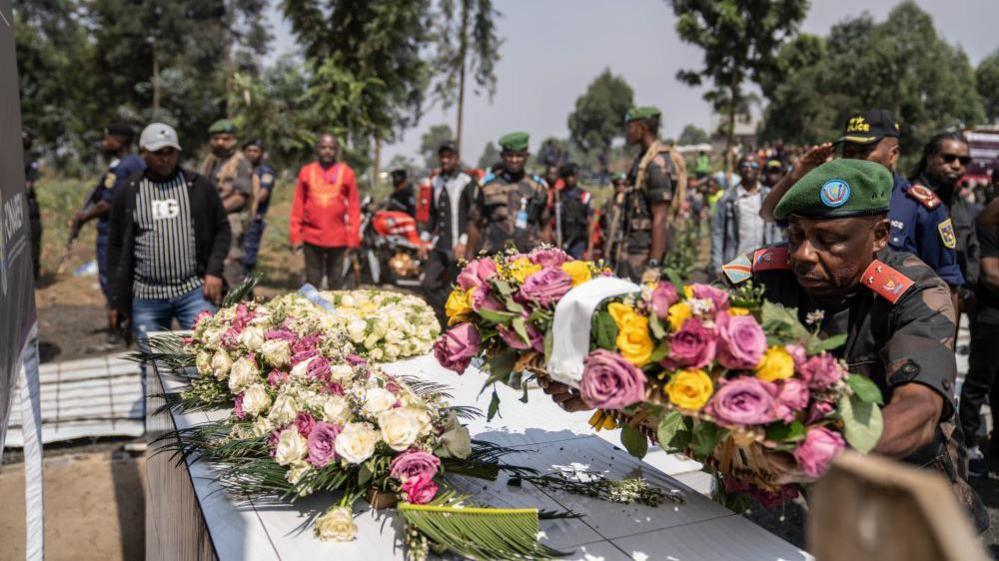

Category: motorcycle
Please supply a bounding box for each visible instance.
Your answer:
[341,197,434,288]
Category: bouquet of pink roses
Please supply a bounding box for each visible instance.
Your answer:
[434,247,884,496]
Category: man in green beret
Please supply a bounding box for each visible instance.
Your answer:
[201,118,257,288]
[615,106,686,281]
[723,159,987,530]
[465,132,550,258]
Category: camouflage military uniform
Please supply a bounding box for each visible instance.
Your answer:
[469,169,549,255]
[725,245,988,530]
[201,150,255,286]
[617,141,674,280]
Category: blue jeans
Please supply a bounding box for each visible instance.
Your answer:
[96,232,110,303]
[132,286,216,421]
[243,217,266,275]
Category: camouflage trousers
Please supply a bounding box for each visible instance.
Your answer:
[224,212,248,288]
[614,251,649,283]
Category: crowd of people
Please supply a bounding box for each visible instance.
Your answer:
[19,104,999,532]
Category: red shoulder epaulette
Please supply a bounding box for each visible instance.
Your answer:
[906,185,941,210]
[861,259,914,304]
[752,247,791,272]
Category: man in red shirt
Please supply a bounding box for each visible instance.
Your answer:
[289,133,360,288]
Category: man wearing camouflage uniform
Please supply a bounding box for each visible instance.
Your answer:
[617,106,682,282]
[465,132,550,259]
[722,159,987,531]
[201,119,256,288]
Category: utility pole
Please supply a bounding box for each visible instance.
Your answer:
[454,0,469,156]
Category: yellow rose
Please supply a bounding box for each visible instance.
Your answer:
[667,302,692,332]
[616,316,654,366]
[509,257,541,284]
[755,346,795,382]
[664,369,714,411]
[683,286,694,299]
[728,307,750,316]
[561,260,592,286]
[607,302,638,330]
[444,288,473,325]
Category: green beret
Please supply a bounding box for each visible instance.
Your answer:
[209,119,238,135]
[499,131,529,152]
[625,106,661,123]
[773,159,892,220]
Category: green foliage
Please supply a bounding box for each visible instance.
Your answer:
[656,410,692,453]
[677,124,710,146]
[620,425,649,459]
[419,124,456,169]
[567,69,635,155]
[592,310,619,351]
[846,375,884,406]
[976,50,999,124]
[765,420,806,442]
[760,2,986,166]
[839,392,883,453]
[430,0,501,106]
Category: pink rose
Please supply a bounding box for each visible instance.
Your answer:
[689,283,730,311]
[307,357,331,382]
[346,354,367,367]
[497,320,544,353]
[433,323,481,373]
[528,247,569,268]
[794,426,845,478]
[401,477,439,504]
[647,282,679,319]
[715,312,767,370]
[323,382,345,396]
[471,288,503,312]
[785,344,807,369]
[234,392,246,419]
[518,266,573,307]
[194,310,213,327]
[295,412,316,437]
[306,422,342,468]
[580,349,647,410]
[456,258,497,291]
[267,369,289,387]
[799,354,844,390]
[704,376,777,427]
[221,327,240,349]
[773,379,810,423]
[667,318,717,369]
[390,450,441,483]
[806,400,834,424]
[266,328,297,341]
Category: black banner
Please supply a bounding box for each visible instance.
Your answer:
[0,0,37,446]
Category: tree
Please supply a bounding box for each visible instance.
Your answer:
[418,124,455,169]
[977,50,999,124]
[759,2,985,163]
[678,124,710,146]
[668,0,809,170]
[567,69,634,155]
[431,0,501,155]
[477,141,500,169]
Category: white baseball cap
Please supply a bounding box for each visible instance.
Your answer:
[139,122,182,152]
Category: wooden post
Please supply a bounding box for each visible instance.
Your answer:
[454,0,469,157]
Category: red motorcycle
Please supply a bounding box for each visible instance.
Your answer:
[342,197,434,288]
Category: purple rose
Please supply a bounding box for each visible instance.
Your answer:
[580,349,647,409]
[518,267,573,307]
[800,354,844,391]
[346,354,367,367]
[433,323,481,373]
[689,283,730,311]
[647,281,679,319]
[773,379,810,424]
[806,400,835,424]
[266,328,297,341]
[295,412,316,437]
[528,247,569,268]
[267,369,289,387]
[456,258,498,291]
[785,344,807,369]
[323,382,345,396]
[794,426,845,478]
[667,318,717,369]
[715,312,767,370]
[221,327,241,349]
[704,376,777,427]
[471,288,503,312]
[234,392,246,419]
[496,317,544,352]
[390,450,441,483]
[307,357,331,382]
[306,422,342,468]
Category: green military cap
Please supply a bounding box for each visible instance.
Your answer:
[498,131,529,152]
[612,172,627,182]
[625,106,662,122]
[209,119,238,135]
[773,159,892,220]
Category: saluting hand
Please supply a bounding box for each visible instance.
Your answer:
[800,143,836,171]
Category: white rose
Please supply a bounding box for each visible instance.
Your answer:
[290,356,315,380]
[378,407,426,451]
[241,384,271,417]
[228,357,261,393]
[437,413,472,460]
[286,461,311,485]
[314,506,358,542]
[334,422,380,464]
[195,350,212,377]
[211,350,233,380]
[362,387,397,417]
[329,364,353,382]
[260,339,292,368]
[268,393,298,425]
[202,326,224,347]
[274,428,308,466]
[321,396,350,424]
[238,326,266,351]
[368,348,384,361]
[347,319,367,343]
[251,416,274,437]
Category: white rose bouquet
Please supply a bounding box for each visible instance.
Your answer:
[319,290,441,362]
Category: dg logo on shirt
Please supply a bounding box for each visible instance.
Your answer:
[152,199,180,220]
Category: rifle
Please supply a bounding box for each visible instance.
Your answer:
[56,183,102,275]
[554,185,563,249]
[606,189,627,273]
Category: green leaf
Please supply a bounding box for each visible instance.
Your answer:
[839,394,883,453]
[650,338,670,363]
[504,297,525,314]
[478,308,517,325]
[519,383,530,404]
[487,388,502,421]
[483,349,518,386]
[543,328,554,363]
[665,269,684,289]
[766,420,807,442]
[691,421,722,458]
[358,464,372,487]
[621,425,649,459]
[846,375,884,405]
[817,333,848,352]
[656,411,687,452]
[511,316,530,345]
[494,280,514,296]
[593,311,619,351]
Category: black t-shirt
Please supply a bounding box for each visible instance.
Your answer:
[975,212,999,325]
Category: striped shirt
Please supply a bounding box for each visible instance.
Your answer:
[132,172,202,299]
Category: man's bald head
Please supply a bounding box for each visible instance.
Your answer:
[317,133,339,165]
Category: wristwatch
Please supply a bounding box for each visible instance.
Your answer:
[647,258,661,268]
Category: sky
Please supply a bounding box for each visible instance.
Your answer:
[265,0,999,165]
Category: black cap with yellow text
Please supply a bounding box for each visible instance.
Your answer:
[837,109,901,144]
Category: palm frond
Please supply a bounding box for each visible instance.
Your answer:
[222,273,260,307]
[446,405,482,421]
[127,333,196,373]
[396,375,454,400]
